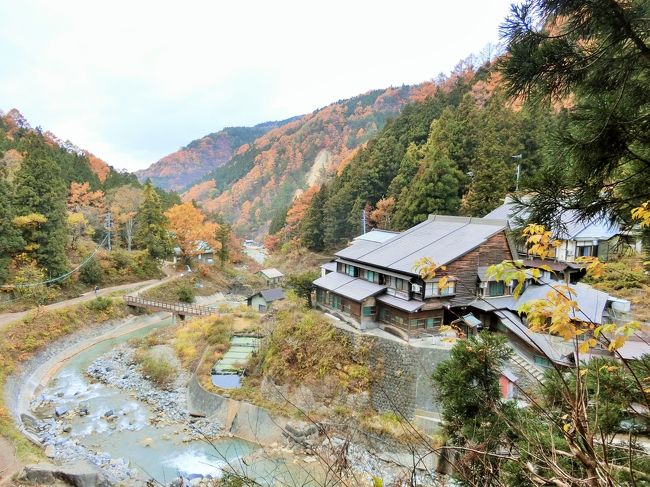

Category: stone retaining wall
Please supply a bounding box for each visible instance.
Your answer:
[336,327,451,420]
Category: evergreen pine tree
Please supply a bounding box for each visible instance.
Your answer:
[500,0,650,223]
[392,145,465,228]
[0,176,23,283]
[134,180,172,260]
[13,137,68,277]
[300,186,328,251]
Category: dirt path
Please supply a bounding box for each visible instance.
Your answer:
[0,265,180,332]
[0,437,19,486]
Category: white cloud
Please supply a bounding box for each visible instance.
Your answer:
[0,0,514,171]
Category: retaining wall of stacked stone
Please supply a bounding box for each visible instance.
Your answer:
[336,327,451,420]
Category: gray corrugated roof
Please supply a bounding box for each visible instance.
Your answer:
[321,262,338,272]
[470,280,608,324]
[260,288,285,301]
[468,296,518,312]
[354,229,400,243]
[336,239,383,260]
[260,268,284,278]
[495,310,571,364]
[617,339,650,360]
[376,294,424,312]
[313,272,386,301]
[518,280,609,324]
[485,196,620,240]
[335,215,509,275]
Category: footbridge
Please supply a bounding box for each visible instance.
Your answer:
[123,295,217,320]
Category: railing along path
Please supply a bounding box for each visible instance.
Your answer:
[123,295,217,317]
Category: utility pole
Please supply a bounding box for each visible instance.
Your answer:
[362,209,367,234]
[512,154,523,191]
[104,212,113,251]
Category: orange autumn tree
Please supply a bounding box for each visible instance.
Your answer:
[164,202,220,264]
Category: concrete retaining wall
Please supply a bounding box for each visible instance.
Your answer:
[186,374,286,445]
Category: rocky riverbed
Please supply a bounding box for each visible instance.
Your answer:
[32,344,228,483]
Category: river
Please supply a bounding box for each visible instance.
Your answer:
[30,313,318,485]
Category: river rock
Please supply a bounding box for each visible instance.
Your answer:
[103,410,114,418]
[55,406,68,417]
[44,444,56,458]
[20,461,112,487]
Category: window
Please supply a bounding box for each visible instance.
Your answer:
[362,306,376,317]
[488,281,506,297]
[534,356,551,367]
[366,270,376,283]
[388,276,408,291]
[316,288,325,303]
[427,316,442,328]
[329,294,342,309]
[258,304,267,312]
[345,264,357,277]
[425,280,456,297]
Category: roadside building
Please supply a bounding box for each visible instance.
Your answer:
[247,288,285,312]
[258,268,284,287]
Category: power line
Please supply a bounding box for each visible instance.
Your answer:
[12,233,109,289]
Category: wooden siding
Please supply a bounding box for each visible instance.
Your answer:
[377,303,444,332]
[422,230,515,307]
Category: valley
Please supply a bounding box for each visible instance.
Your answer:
[0,1,649,485]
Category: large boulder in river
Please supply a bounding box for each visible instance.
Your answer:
[19,461,112,487]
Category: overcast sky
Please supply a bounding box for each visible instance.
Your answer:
[0,0,514,171]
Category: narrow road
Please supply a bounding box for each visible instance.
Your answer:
[0,266,179,332]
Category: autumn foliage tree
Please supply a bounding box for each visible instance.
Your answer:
[164,202,220,265]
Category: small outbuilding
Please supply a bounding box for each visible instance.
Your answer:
[247,288,286,312]
[258,268,284,286]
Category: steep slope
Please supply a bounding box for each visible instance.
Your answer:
[136,119,297,191]
[184,83,440,235]
[0,108,138,190]
[290,67,558,250]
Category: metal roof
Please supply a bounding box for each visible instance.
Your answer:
[470,279,609,324]
[259,268,284,278]
[617,339,650,360]
[335,215,509,275]
[485,196,621,241]
[495,310,571,365]
[519,280,609,324]
[376,294,424,312]
[321,262,338,272]
[313,272,386,302]
[250,287,285,302]
[354,229,400,243]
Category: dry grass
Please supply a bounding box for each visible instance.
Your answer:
[586,256,650,322]
[134,352,177,389]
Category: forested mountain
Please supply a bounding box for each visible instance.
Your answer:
[0,108,180,284]
[276,65,558,251]
[0,109,133,189]
[182,82,447,235]
[136,118,298,191]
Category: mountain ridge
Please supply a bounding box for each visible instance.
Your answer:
[136,116,300,191]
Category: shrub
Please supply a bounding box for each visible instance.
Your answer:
[110,250,134,270]
[86,296,113,312]
[177,284,195,303]
[79,258,104,285]
[138,354,177,389]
